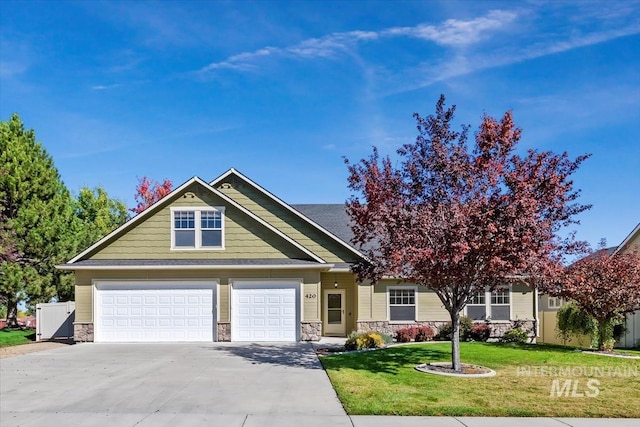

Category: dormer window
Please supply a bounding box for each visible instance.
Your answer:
[171,207,224,249]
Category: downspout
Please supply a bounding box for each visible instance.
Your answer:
[534,286,540,339]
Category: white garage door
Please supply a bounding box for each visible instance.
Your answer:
[232,282,298,342]
[95,282,215,342]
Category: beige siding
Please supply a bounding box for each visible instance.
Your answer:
[368,280,534,322]
[74,268,321,325]
[512,283,535,320]
[74,285,93,322]
[356,281,373,320]
[88,183,309,260]
[418,290,450,321]
[370,281,449,321]
[216,175,358,263]
[320,272,357,334]
[371,280,389,320]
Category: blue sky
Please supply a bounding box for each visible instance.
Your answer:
[1,0,639,249]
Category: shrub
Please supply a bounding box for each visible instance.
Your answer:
[395,328,413,343]
[436,316,473,341]
[345,331,386,350]
[556,302,598,345]
[414,326,436,342]
[499,327,529,343]
[470,323,492,341]
[379,332,393,345]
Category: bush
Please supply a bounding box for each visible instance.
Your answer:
[414,326,435,342]
[380,332,394,345]
[395,328,413,343]
[499,327,529,343]
[345,331,386,351]
[556,302,598,345]
[436,316,473,341]
[470,323,492,341]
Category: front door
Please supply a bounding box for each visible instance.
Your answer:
[323,290,346,336]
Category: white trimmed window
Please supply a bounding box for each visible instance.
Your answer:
[490,287,510,320]
[171,207,225,249]
[548,297,564,309]
[467,290,486,320]
[388,287,416,321]
[465,286,512,321]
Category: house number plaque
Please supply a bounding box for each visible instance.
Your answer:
[305,293,317,299]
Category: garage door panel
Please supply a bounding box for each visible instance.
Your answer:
[96,284,215,342]
[232,283,298,342]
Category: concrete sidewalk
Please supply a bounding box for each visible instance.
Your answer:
[1,413,636,426]
[350,416,640,427]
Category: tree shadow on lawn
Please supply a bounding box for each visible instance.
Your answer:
[321,345,451,375]
[211,343,323,370]
[322,343,586,375]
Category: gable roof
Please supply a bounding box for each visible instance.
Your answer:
[614,222,640,255]
[291,204,354,245]
[66,176,325,265]
[211,168,365,259]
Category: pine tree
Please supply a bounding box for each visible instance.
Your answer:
[1,114,79,326]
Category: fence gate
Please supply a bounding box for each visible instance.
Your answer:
[36,301,75,341]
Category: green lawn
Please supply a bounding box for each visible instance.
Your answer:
[320,342,640,417]
[0,329,36,347]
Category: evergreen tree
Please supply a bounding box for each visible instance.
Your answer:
[0,114,79,325]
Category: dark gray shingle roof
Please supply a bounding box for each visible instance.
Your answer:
[291,204,354,246]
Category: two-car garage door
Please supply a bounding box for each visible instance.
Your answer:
[94,281,299,343]
[95,282,216,342]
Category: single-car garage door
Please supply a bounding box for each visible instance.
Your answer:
[231,282,299,342]
[95,281,216,342]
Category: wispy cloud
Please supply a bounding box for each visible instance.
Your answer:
[198,10,512,74]
[0,39,32,78]
[383,10,517,46]
[91,83,123,90]
[397,23,640,94]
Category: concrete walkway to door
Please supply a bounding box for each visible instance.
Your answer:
[0,342,349,427]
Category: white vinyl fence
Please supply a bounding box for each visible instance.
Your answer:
[36,301,75,341]
[617,311,640,349]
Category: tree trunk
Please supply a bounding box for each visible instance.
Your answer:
[449,309,461,372]
[597,318,610,352]
[5,298,19,328]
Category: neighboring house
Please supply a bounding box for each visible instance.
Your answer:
[59,168,537,343]
[537,223,640,348]
[614,223,640,348]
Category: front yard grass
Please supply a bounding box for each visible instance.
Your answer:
[319,342,640,417]
[0,328,36,347]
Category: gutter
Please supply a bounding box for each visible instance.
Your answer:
[56,263,335,271]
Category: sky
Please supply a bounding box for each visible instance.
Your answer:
[1,0,639,250]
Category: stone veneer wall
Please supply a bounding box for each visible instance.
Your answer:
[357,321,448,337]
[217,323,231,341]
[301,322,322,341]
[357,320,537,340]
[74,322,94,342]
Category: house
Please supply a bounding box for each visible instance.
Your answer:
[59,168,537,343]
[537,223,640,348]
[614,223,640,348]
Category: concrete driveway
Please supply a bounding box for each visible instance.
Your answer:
[0,342,350,427]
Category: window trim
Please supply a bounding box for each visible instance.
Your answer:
[464,285,512,322]
[548,296,564,309]
[170,206,225,250]
[387,285,418,323]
